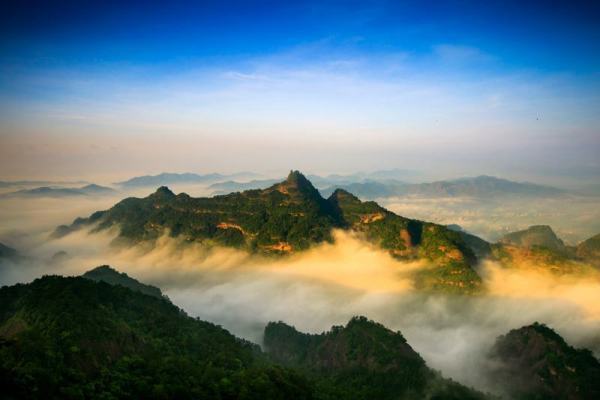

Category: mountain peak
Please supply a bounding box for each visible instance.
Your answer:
[527,224,554,233]
[284,170,311,187]
[151,186,176,198]
[264,315,426,375]
[328,188,361,204]
[576,233,600,267]
[275,170,320,197]
[82,184,102,189]
[82,265,163,298]
[500,224,565,251]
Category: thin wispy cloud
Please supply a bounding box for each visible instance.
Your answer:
[0,2,598,181]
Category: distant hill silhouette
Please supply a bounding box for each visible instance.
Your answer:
[82,265,163,299]
[321,175,565,199]
[115,172,261,188]
[1,184,115,198]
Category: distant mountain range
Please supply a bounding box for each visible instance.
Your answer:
[3,171,576,200]
[0,184,116,199]
[208,178,280,194]
[112,170,572,200]
[114,171,262,188]
[205,174,568,199]
[1,269,597,399]
[114,170,403,191]
[0,179,89,188]
[320,175,566,199]
[306,168,423,185]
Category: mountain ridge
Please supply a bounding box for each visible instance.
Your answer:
[3,269,599,399]
[320,175,566,199]
[114,172,262,188]
[53,171,484,293]
[0,274,314,399]
[264,316,487,399]
[82,265,164,299]
[0,184,115,199]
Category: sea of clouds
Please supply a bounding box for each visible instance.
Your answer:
[1,193,599,395]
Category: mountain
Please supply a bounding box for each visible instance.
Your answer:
[320,180,405,198]
[115,172,226,188]
[576,233,600,267]
[0,272,493,399]
[321,175,565,199]
[328,188,482,293]
[305,169,422,187]
[409,176,565,198]
[0,184,115,199]
[0,242,18,259]
[575,183,600,197]
[487,323,600,399]
[79,183,116,195]
[0,180,89,189]
[492,225,598,274]
[499,225,567,253]
[82,265,163,299]
[264,317,487,400]
[53,171,483,293]
[0,275,313,399]
[114,172,262,188]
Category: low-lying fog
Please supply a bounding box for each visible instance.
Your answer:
[1,191,600,394]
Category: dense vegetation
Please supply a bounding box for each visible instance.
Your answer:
[488,323,600,399]
[263,317,488,400]
[0,275,314,400]
[53,171,484,293]
[0,274,488,399]
[2,272,598,399]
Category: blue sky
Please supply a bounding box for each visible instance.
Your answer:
[0,0,599,182]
